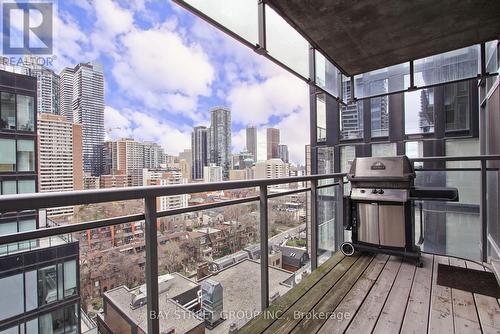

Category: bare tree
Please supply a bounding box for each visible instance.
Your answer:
[158,242,186,274]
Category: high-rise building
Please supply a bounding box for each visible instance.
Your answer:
[278,144,289,163]
[37,113,83,217]
[143,168,188,211]
[0,60,60,116]
[59,67,75,123]
[143,141,164,169]
[103,138,144,186]
[255,159,290,186]
[208,107,231,179]
[179,149,192,181]
[60,62,105,176]
[0,70,80,333]
[192,126,208,180]
[203,163,223,183]
[266,128,280,159]
[246,126,257,161]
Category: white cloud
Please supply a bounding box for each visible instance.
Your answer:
[105,106,192,155]
[227,72,309,126]
[111,25,214,119]
[52,11,90,71]
[90,0,134,55]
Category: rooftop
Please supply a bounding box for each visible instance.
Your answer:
[104,273,202,333]
[202,259,295,334]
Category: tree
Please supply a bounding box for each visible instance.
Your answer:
[158,241,186,274]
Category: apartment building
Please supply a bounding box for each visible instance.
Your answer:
[0,70,80,334]
[143,168,188,211]
[37,113,83,217]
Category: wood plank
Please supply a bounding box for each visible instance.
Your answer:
[400,253,434,334]
[428,255,454,334]
[237,251,346,334]
[345,256,403,334]
[448,257,482,334]
[372,260,416,334]
[262,254,361,334]
[466,261,500,334]
[317,254,390,334]
[289,254,375,334]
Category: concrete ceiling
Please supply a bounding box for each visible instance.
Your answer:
[267,0,500,75]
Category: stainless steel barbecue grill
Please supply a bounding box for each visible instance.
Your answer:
[341,156,459,266]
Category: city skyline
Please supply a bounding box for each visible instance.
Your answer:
[32,0,309,165]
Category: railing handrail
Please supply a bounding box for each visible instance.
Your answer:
[0,175,343,246]
[410,154,500,162]
[0,173,345,213]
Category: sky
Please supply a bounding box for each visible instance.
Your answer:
[48,0,310,164]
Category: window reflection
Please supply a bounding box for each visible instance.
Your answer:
[340,81,363,140]
[414,45,479,87]
[17,95,35,131]
[316,94,326,142]
[405,88,434,134]
[0,92,16,130]
[371,96,389,137]
[17,139,35,171]
[444,81,470,131]
[0,138,16,172]
[38,265,58,305]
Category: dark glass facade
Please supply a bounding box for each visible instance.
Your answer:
[0,70,81,333]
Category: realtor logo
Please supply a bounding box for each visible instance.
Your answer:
[2,2,53,54]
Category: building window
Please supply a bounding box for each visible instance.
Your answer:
[1,180,16,194]
[405,88,434,134]
[340,80,364,140]
[64,260,77,297]
[316,94,326,142]
[17,139,35,171]
[340,146,356,173]
[371,96,389,137]
[39,304,79,334]
[0,138,16,172]
[0,274,24,321]
[38,265,58,305]
[0,92,16,130]
[26,319,38,334]
[0,325,18,334]
[405,141,424,168]
[444,82,470,131]
[18,179,36,193]
[340,101,364,140]
[26,270,38,312]
[372,143,397,157]
[17,95,35,131]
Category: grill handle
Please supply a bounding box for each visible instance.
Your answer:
[416,202,424,246]
[409,186,459,202]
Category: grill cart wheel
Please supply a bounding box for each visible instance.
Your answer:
[341,242,355,256]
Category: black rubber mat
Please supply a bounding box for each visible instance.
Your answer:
[437,263,500,298]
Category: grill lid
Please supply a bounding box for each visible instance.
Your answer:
[348,156,415,188]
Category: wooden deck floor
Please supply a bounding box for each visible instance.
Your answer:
[237,252,500,334]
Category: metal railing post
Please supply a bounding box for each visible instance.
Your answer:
[480,159,488,262]
[259,185,269,311]
[311,179,318,271]
[144,196,159,334]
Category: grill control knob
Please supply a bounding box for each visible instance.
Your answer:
[371,189,378,194]
[360,189,365,193]
[378,189,385,194]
